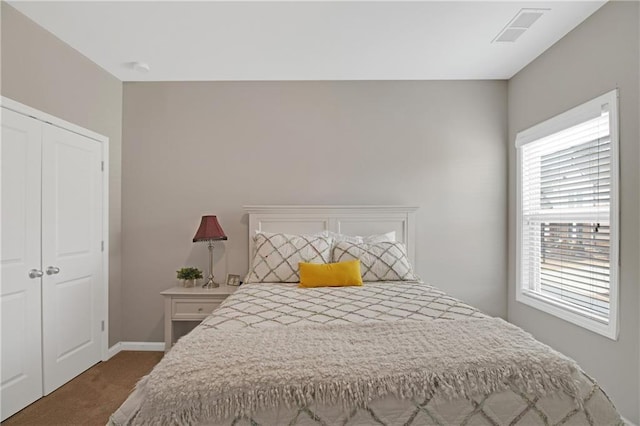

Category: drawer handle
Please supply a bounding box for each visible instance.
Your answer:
[198,308,203,312]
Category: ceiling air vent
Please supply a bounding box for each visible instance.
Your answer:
[493,8,548,43]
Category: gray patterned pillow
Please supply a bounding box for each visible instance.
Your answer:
[245,232,332,283]
[332,241,418,282]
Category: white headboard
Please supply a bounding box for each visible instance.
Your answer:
[244,205,418,265]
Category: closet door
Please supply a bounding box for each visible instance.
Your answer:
[0,109,44,420]
[41,124,103,394]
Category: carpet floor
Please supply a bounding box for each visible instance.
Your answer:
[2,351,163,426]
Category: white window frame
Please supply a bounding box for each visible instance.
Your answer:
[515,89,619,340]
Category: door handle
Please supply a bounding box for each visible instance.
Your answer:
[46,266,61,275]
[29,269,44,279]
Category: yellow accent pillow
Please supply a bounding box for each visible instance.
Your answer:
[298,260,363,288]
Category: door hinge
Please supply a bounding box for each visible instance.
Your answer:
[101,161,104,171]
[101,320,105,332]
[101,241,104,252]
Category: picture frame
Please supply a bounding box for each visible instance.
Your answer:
[226,273,241,286]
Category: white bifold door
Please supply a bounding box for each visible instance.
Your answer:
[1,107,105,420]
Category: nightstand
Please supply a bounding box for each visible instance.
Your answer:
[160,285,238,352]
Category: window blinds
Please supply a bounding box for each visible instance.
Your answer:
[520,109,612,322]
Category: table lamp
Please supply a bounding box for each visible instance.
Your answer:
[193,215,227,288]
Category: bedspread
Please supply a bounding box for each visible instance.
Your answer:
[110,282,622,426]
[202,281,486,331]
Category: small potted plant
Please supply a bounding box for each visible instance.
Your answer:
[176,267,203,288]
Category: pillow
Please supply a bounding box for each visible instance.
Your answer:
[332,241,418,282]
[316,231,396,244]
[298,260,363,288]
[245,232,332,283]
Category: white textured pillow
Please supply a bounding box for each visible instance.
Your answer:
[332,241,418,282]
[316,231,396,244]
[245,232,332,283]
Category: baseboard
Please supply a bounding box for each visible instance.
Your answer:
[106,341,164,359]
[106,342,122,360]
[622,417,637,426]
[121,341,165,351]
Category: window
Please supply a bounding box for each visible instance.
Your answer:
[515,90,619,339]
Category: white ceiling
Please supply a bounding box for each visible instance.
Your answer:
[8,1,606,82]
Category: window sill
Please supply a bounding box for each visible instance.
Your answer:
[516,289,618,340]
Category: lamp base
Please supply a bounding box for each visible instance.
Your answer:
[203,241,219,288]
[203,274,219,288]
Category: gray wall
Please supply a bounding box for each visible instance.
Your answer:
[122,81,508,342]
[1,3,124,346]
[507,1,639,423]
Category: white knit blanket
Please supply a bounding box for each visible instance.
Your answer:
[132,318,582,425]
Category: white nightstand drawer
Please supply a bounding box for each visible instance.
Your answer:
[172,299,220,320]
[162,285,238,352]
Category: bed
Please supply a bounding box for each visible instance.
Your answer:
[110,206,622,426]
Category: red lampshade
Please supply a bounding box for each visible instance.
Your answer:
[193,216,227,242]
